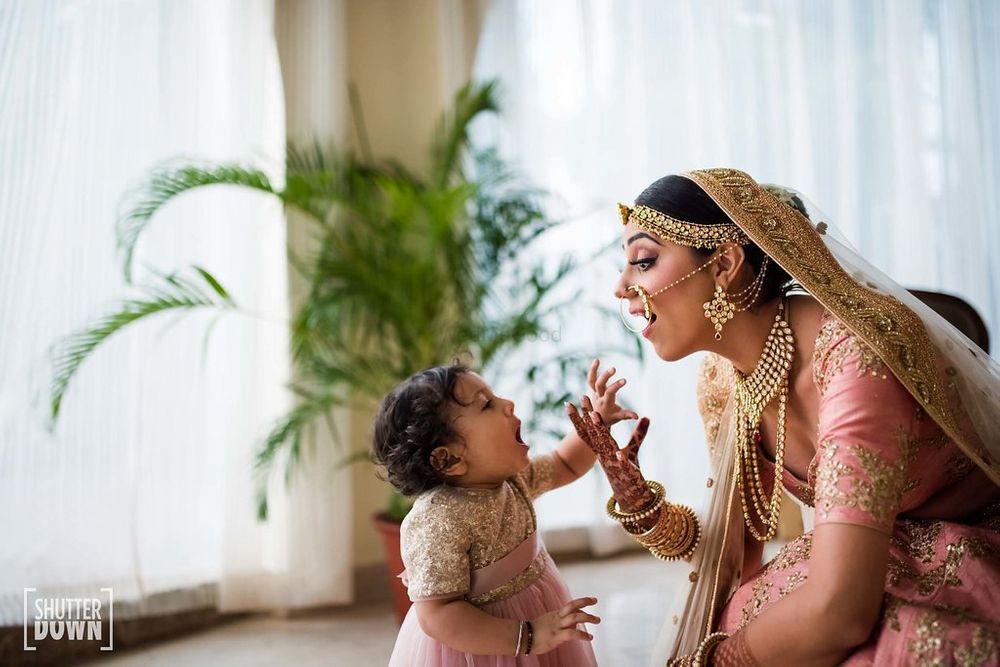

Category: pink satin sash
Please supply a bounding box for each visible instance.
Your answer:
[398,531,541,600]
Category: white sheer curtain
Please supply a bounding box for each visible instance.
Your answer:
[0,0,351,624]
[473,0,1000,550]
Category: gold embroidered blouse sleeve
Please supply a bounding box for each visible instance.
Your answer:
[697,352,734,454]
[399,492,473,601]
[516,453,557,499]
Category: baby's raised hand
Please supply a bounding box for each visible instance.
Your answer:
[587,359,639,426]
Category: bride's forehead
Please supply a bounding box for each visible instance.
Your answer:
[622,222,665,248]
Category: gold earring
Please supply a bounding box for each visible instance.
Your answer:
[703,284,735,341]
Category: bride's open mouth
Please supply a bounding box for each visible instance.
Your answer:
[642,313,658,338]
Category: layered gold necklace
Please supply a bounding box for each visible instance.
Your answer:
[733,299,795,542]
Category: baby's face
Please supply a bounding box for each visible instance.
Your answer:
[445,373,530,486]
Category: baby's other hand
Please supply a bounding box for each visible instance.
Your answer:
[587,359,639,426]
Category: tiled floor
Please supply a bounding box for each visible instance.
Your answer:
[80,552,675,666]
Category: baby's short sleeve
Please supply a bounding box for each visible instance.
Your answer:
[517,453,557,499]
[399,496,473,601]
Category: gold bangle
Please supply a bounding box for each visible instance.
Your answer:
[647,504,701,561]
[606,480,666,523]
[693,631,729,666]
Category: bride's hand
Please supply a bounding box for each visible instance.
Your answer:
[565,396,653,514]
[587,359,639,426]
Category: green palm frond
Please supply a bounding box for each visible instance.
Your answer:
[48,266,236,424]
[253,387,345,520]
[117,164,278,281]
[430,80,500,188]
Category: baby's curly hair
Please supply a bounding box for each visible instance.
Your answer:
[372,364,472,496]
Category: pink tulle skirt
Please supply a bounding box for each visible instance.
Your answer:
[388,550,597,666]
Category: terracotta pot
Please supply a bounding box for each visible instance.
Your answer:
[373,513,411,624]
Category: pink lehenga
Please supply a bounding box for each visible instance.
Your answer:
[388,455,597,666]
[712,312,1000,665]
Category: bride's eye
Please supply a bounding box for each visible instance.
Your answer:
[630,257,657,272]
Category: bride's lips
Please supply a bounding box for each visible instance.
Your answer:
[642,313,658,338]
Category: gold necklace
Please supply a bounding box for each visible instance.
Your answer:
[733,299,794,542]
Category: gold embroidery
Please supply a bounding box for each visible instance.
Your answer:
[883,592,1000,633]
[893,600,1000,666]
[812,313,889,395]
[696,353,734,453]
[778,570,806,598]
[767,533,813,572]
[947,451,976,482]
[909,611,947,667]
[886,537,995,596]
[954,626,998,667]
[468,551,547,605]
[892,520,943,564]
[683,168,994,484]
[738,576,773,629]
[814,432,917,526]
[882,592,905,632]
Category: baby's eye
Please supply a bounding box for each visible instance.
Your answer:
[630,257,657,272]
[482,399,493,411]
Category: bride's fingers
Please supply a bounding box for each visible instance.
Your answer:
[619,417,650,466]
[594,366,616,395]
[579,398,606,445]
[566,403,592,440]
[629,417,650,447]
[568,402,613,458]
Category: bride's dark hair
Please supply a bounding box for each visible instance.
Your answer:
[634,175,796,302]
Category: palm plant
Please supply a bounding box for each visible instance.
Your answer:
[49,80,640,521]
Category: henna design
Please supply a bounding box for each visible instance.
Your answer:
[713,630,760,666]
[567,398,661,530]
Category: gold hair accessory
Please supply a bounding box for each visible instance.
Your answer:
[618,203,750,249]
[702,257,770,340]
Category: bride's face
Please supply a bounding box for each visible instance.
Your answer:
[615,222,716,361]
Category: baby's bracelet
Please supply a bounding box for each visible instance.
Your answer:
[524,620,534,655]
[514,620,525,656]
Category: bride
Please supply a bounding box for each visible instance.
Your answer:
[567,169,1000,665]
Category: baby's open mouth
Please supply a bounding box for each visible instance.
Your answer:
[515,425,524,444]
